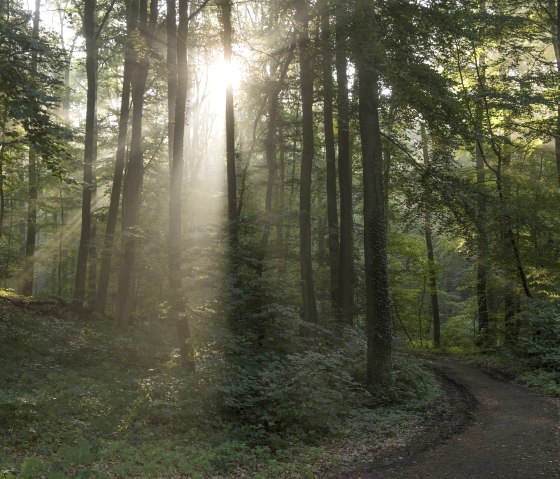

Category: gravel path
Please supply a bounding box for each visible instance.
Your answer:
[341,358,560,479]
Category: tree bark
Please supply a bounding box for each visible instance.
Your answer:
[553,0,560,184]
[220,0,238,261]
[116,0,157,326]
[168,0,194,370]
[421,125,441,348]
[73,0,97,307]
[320,2,340,310]
[475,0,490,339]
[257,53,293,278]
[95,17,134,313]
[295,0,318,326]
[355,0,392,386]
[22,0,41,296]
[335,4,353,326]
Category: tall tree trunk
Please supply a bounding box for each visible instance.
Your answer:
[116,0,156,326]
[320,2,339,309]
[355,0,392,386]
[335,5,353,326]
[168,0,194,370]
[476,0,490,339]
[295,0,318,326]
[0,103,8,234]
[421,125,440,348]
[167,0,177,171]
[553,0,560,184]
[95,37,134,314]
[257,53,293,278]
[22,0,41,296]
[73,0,97,306]
[220,0,238,266]
[256,63,279,279]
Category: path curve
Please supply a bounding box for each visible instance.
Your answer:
[343,358,560,479]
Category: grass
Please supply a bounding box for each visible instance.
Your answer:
[0,290,442,478]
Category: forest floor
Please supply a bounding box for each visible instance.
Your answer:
[334,357,560,479]
[2,292,559,479]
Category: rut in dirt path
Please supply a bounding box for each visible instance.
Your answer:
[370,359,560,479]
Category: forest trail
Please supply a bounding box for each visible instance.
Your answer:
[345,358,560,479]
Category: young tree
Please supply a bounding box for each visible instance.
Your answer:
[421,124,440,348]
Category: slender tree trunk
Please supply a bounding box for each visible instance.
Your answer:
[220,0,238,262]
[421,125,441,348]
[73,0,97,306]
[256,64,279,279]
[22,0,41,296]
[0,104,7,234]
[167,0,177,171]
[355,0,392,386]
[95,1,137,314]
[296,0,318,326]
[476,0,490,339]
[476,128,490,336]
[257,53,292,278]
[116,0,156,326]
[320,2,339,309]
[58,189,64,298]
[168,0,194,370]
[553,0,560,184]
[335,5,353,326]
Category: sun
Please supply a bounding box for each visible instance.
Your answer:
[208,57,242,90]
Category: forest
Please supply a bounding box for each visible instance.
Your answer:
[1,0,559,477]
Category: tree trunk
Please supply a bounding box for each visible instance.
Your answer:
[257,53,293,278]
[421,124,441,348]
[335,4,353,326]
[295,0,318,326]
[475,0,490,339]
[355,0,392,386]
[95,31,134,314]
[256,64,279,279]
[167,0,177,171]
[116,0,157,326]
[22,0,41,296]
[73,0,97,307]
[553,0,560,184]
[0,103,8,234]
[168,0,194,370]
[320,2,339,310]
[220,0,238,263]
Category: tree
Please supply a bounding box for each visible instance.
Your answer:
[335,1,353,326]
[354,0,392,385]
[116,0,158,326]
[421,124,440,348]
[320,0,339,310]
[95,1,135,314]
[22,0,41,296]
[168,0,194,369]
[295,0,317,327]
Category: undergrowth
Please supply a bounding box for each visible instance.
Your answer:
[0,290,441,478]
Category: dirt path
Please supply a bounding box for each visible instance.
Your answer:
[342,358,560,479]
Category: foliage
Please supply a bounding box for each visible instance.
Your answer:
[0,294,442,478]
